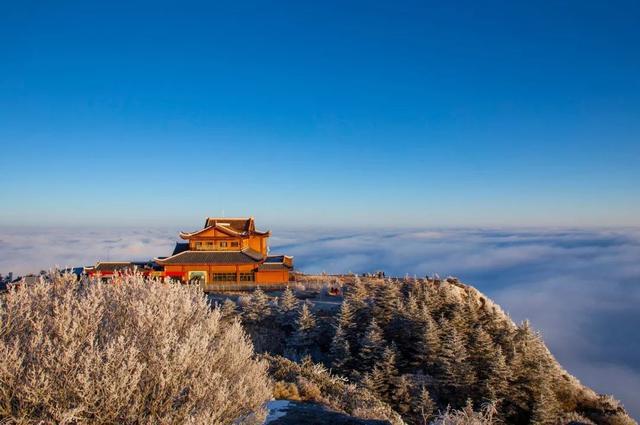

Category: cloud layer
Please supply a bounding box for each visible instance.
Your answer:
[275,227,640,418]
[1,226,639,418]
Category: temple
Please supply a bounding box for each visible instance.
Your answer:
[85,217,294,290]
[157,217,293,288]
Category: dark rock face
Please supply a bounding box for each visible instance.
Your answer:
[265,401,391,425]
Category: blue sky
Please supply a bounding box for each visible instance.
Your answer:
[1,1,639,227]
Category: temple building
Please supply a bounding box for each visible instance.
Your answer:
[155,217,293,289]
[84,217,294,290]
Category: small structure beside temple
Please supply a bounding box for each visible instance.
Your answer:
[84,217,294,291]
[156,217,293,289]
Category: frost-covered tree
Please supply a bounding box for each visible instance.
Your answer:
[276,286,299,331]
[411,386,436,425]
[279,286,299,315]
[372,280,401,327]
[329,324,352,374]
[392,374,414,416]
[288,302,318,359]
[437,319,475,406]
[220,298,238,321]
[411,308,440,374]
[469,326,509,402]
[506,320,556,422]
[371,344,400,400]
[530,384,560,425]
[242,287,272,324]
[359,318,386,370]
[337,299,358,349]
[0,273,271,424]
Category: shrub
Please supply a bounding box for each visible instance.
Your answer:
[273,381,301,401]
[431,400,498,425]
[262,353,404,425]
[296,377,322,401]
[0,272,271,424]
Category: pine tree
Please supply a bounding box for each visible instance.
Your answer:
[277,286,299,331]
[405,292,420,317]
[460,290,480,329]
[346,275,369,308]
[350,276,373,327]
[362,370,384,396]
[359,318,385,371]
[437,318,475,406]
[372,344,400,400]
[329,324,352,374]
[279,286,299,314]
[220,298,238,320]
[337,299,358,347]
[372,280,401,327]
[392,374,414,416]
[412,308,440,374]
[468,325,512,405]
[531,383,560,425]
[242,287,271,323]
[484,345,510,403]
[506,320,556,422]
[411,386,436,425]
[289,302,318,359]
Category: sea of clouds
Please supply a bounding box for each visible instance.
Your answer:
[1,226,639,418]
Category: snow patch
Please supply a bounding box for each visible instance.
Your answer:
[264,400,291,424]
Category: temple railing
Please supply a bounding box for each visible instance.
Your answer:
[201,282,289,292]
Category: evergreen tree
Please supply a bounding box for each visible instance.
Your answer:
[372,344,400,400]
[329,324,352,374]
[279,286,299,314]
[437,318,475,406]
[242,287,272,323]
[362,370,384,396]
[337,299,358,348]
[411,386,436,425]
[531,383,560,425]
[289,302,318,359]
[346,275,369,309]
[405,292,420,317]
[359,318,385,371]
[277,286,299,331]
[412,308,440,374]
[506,321,556,422]
[372,280,401,327]
[350,277,373,329]
[220,298,238,320]
[484,345,510,404]
[460,290,480,329]
[469,325,499,401]
[392,374,414,416]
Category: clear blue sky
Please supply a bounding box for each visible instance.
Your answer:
[1,1,638,228]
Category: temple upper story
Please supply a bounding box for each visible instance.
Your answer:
[178,217,271,255]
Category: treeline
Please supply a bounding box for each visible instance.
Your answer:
[228,277,634,425]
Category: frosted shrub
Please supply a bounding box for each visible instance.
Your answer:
[431,401,497,425]
[0,272,271,424]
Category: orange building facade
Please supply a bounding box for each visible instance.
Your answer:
[155,217,293,290]
[85,217,294,291]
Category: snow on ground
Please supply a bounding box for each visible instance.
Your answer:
[264,400,291,424]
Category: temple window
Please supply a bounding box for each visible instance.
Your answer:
[240,272,254,282]
[213,273,236,282]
